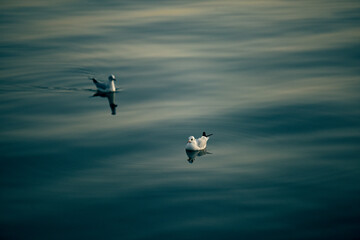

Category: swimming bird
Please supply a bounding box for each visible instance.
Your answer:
[92,74,116,92]
[185,132,213,151]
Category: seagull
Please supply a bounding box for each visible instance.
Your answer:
[92,74,117,92]
[185,132,213,151]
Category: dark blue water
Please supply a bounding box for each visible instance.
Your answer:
[1,1,360,239]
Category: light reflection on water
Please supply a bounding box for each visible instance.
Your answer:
[1,0,360,239]
[186,149,212,164]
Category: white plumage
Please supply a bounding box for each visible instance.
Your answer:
[92,74,117,92]
[185,132,212,151]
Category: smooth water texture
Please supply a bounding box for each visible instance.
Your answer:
[1,1,360,239]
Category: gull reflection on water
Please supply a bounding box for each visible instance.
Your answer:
[186,149,212,164]
[92,91,117,115]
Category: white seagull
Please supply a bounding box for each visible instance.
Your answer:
[185,132,213,151]
[92,74,117,92]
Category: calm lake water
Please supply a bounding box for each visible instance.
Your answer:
[1,1,360,239]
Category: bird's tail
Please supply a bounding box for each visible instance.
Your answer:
[203,132,213,137]
[91,78,98,83]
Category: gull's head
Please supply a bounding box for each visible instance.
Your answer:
[187,136,195,143]
[108,74,116,81]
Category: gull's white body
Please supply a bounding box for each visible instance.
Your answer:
[92,75,116,92]
[185,134,210,151]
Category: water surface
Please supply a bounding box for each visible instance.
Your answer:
[1,1,360,239]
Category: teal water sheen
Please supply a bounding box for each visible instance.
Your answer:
[1,1,360,239]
